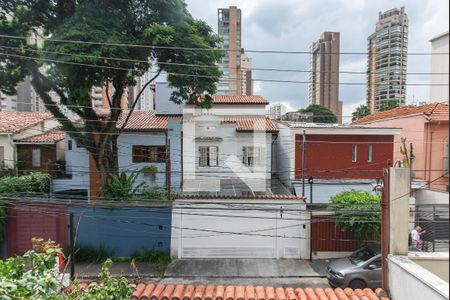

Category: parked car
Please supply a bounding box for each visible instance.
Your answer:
[326,246,382,289]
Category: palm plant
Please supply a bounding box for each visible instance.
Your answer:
[101,171,146,200]
[352,104,371,121]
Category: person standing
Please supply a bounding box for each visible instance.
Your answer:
[411,226,426,250]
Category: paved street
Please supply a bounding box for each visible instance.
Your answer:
[164,259,325,278]
[75,258,330,288]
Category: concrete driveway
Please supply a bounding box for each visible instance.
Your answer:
[164,259,323,278]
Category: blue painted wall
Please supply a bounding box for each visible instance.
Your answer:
[68,205,171,257]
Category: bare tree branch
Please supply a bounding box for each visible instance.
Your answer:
[117,68,162,135]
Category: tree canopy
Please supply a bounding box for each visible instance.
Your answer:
[380,99,400,112]
[330,190,381,241]
[299,104,337,123]
[352,104,371,121]
[0,0,223,182]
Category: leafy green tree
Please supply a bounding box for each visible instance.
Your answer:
[330,190,381,241]
[380,99,400,112]
[299,104,337,123]
[0,1,223,181]
[352,104,371,121]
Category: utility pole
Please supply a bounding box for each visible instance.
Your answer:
[69,213,75,281]
[301,130,306,197]
[166,139,171,200]
[308,177,314,261]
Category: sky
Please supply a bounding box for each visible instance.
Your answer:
[184,0,449,122]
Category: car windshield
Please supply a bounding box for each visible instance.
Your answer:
[348,247,378,266]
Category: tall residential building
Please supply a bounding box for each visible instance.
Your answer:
[308,32,342,123]
[240,49,253,95]
[217,6,242,96]
[429,31,449,102]
[267,103,287,120]
[127,70,155,111]
[367,7,408,113]
[0,93,16,111]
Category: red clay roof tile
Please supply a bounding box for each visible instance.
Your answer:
[15,127,64,144]
[215,285,225,300]
[0,112,53,133]
[161,285,175,300]
[352,102,449,125]
[222,117,278,133]
[212,95,269,105]
[131,285,389,300]
[117,111,178,131]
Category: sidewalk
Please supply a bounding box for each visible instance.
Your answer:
[75,262,163,280]
[164,259,325,278]
[74,259,329,282]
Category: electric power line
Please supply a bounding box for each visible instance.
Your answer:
[1,52,449,87]
[1,34,449,56]
[1,44,448,75]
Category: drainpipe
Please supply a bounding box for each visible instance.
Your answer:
[301,130,306,197]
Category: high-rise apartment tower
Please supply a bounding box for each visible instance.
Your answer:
[217,6,242,96]
[367,7,408,113]
[308,32,342,123]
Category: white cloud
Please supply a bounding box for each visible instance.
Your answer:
[185,0,449,109]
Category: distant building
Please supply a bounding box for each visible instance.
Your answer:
[367,7,408,113]
[240,49,253,95]
[128,70,155,111]
[308,32,343,123]
[281,111,314,122]
[430,32,449,102]
[0,92,16,112]
[267,104,287,119]
[217,6,243,96]
[0,76,59,112]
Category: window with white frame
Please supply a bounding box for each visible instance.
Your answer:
[199,146,218,167]
[32,149,41,167]
[367,144,373,162]
[243,146,262,166]
[352,145,357,162]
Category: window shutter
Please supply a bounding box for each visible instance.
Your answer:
[133,146,143,163]
[199,147,207,167]
[32,149,41,167]
[209,147,218,167]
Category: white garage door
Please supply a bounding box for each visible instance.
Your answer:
[171,201,309,259]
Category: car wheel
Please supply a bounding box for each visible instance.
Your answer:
[349,279,367,289]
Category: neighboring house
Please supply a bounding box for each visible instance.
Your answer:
[171,195,308,259]
[353,103,449,191]
[0,112,59,170]
[275,122,401,203]
[182,95,279,195]
[52,111,182,198]
[14,128,65,175]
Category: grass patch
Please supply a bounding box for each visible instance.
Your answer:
[74,244,115,263]
[130,249,171,269]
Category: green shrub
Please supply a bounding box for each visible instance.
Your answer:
[141,185,167,201]
[74,244,115,263]
[141,165,158,182]
[0,172,51,195]
[101,171,146,200]
[0,239,133,299]
[329,190,381,241]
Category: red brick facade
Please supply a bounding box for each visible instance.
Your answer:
[295,134,394,180]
